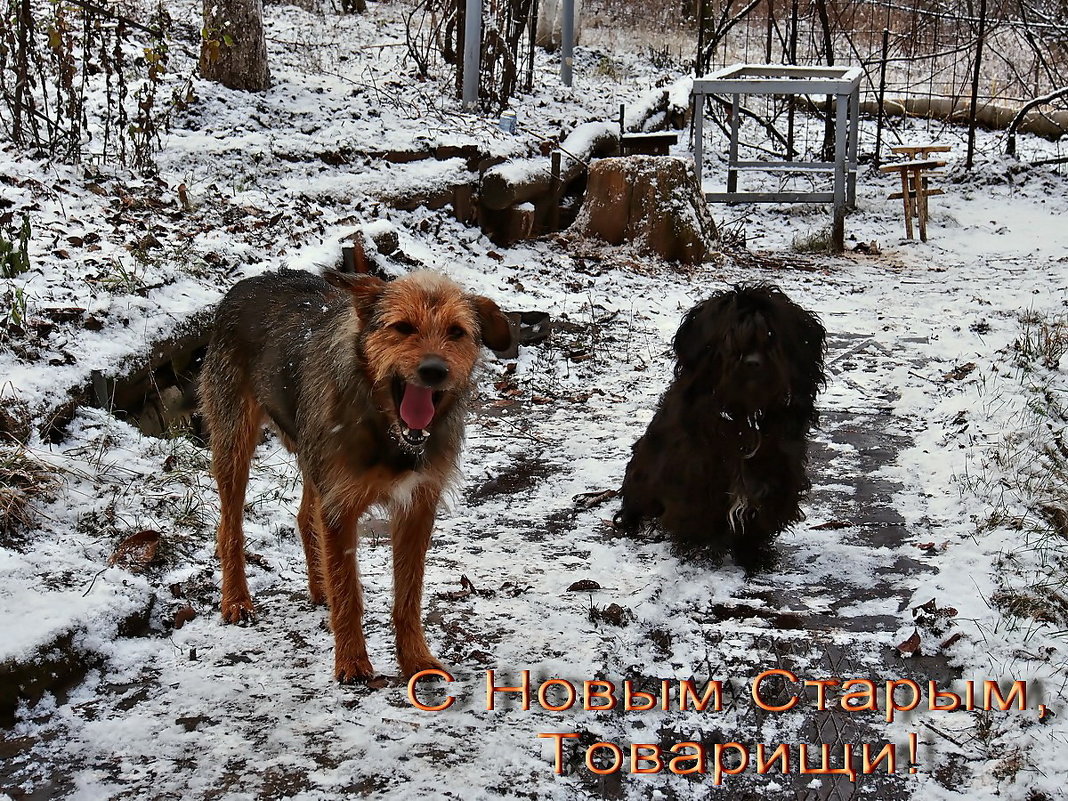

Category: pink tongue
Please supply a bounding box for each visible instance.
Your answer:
[399,384,435,430]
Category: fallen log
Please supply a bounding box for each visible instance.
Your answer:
[479,121,620,211]
[856,96,1068,140]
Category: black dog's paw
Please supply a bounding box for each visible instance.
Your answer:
[732,537,780,577]
[612,508,639,531]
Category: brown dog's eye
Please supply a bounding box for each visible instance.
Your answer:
[392,321,416,336]
[447,325,467,340]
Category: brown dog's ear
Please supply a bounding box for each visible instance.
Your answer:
[324,270,386,323]
[471,295,512,352]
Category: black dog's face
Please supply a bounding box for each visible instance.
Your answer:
[672,285,826,418]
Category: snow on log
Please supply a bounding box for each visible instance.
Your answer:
[625,76,694,133]
[570,156,717,264]
[479,122,620,212]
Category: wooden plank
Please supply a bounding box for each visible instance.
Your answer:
[914,165,929,242]
[891,144,951,155]
[879,159,946,171]
[888,188,944,200]
[899,169,913,239]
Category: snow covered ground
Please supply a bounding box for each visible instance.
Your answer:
[2,2,1067,800]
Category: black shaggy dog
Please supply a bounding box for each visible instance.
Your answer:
[614,284,826,572]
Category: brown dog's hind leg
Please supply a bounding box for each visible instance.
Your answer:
[391,488,445,677]
[207,388,263,624]
[317,500,375,683]
[296,480,327,606]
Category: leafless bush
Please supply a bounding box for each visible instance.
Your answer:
[0,0,183,171]
[405,0,537,112]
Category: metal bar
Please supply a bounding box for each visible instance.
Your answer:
[462,0,481,109]
[874,28,889,167]
[696,0,707,78]
[914,166,929,241]
[732,161,837,172]
[693,93,705,185]
[765,0,774,64]
[706,191,836,203]
[728,93,740,193]
[705,64,864,80]
[832,92,847,252]
[693,78,861,95]
[966,0,987,169]
[847,85,859,209]
[561,0,575,88]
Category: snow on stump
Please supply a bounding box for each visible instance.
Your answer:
[570,156,716,264]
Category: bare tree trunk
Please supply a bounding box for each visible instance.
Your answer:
[200,0,270,91]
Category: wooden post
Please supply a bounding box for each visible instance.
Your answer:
[914,166,929,242]
[899,169,913,240]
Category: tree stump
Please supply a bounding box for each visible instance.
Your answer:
[570,156,717,264]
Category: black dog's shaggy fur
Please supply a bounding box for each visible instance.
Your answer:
[615,284,826,572]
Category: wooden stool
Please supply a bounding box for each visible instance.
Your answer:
[890,144,951,160]
[880,158,946,242]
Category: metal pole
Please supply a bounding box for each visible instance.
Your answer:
[696,0,707,77]
[966,0,987,169]
[693,91,705,185]
[728,93,740,194]
[874,27,889,167]
[765,0,774,64]
[561,0,575,87]
[786,0,798,160]
[847,83,859,209]
[462,0,481,109]
[832,90,847,253]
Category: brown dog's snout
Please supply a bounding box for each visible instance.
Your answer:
[417,356,449,387]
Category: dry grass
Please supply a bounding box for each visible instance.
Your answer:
[965,310,1068,630]
[0,444,61,543]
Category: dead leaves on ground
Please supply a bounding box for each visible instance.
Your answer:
[107,529,161,571]
[896,598,960,657]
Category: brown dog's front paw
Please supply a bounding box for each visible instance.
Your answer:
[335,655,376,684]
[399,652,446,678]
[221,595,255,624]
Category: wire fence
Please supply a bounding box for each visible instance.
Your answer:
[585,0,1068,168]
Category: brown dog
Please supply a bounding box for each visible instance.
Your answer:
[198,268,511,681]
